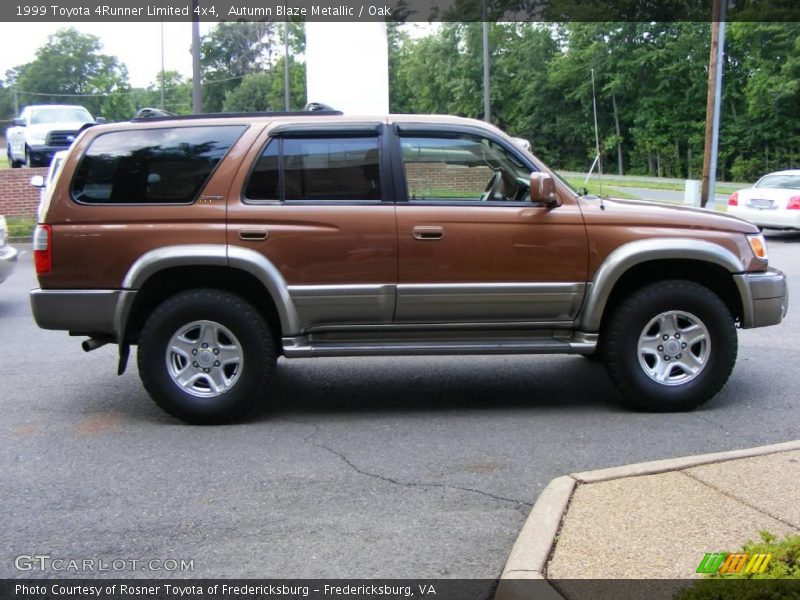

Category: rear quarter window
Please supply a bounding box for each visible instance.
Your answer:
[71,125,245,204]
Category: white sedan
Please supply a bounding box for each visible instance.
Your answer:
[727,170,800,230]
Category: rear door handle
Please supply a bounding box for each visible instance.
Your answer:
[412,226,444,240]
[239,228,269,241]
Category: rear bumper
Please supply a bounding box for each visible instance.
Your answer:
[0,245,18,283]
[30,288,136,339]
[729,206,800,230]
[734,268,788,328]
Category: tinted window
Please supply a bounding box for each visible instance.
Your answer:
[245,137,381,202]
[401,135,530,202]
[72,126,244,204]
[244,141,280,200]
[755,174,800,190]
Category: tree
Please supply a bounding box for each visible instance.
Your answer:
[8,28,131,119]
[222,60,306,113]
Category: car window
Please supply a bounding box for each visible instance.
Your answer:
[31,108,93,125]
[755,174,800,190]
[71,125,244,204]
[245,136,381,202]
[400,134,530,202]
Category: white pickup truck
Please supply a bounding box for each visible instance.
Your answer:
[6,104,101,168]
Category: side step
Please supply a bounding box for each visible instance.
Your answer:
[283,333,597,358]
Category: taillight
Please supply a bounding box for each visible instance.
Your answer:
[788,196,800,210]
[728,191,739,206]
[33,224,52,274]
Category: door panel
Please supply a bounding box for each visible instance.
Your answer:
[395,203,589,323]
[226,127,397,331]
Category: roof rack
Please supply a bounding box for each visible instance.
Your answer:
[131,110,344,123]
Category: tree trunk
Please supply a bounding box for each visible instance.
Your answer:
[674,139,681,179]
[612,92,623,176]
[656,150,662,177]
[648,150,654,176]
[687,147,692,180]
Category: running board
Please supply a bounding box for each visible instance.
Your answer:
[282,333,597,358]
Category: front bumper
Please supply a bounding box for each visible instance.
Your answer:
[30,288,137,339]
[734,268,788,328]
[0,244,18,284]
[27,145,70,165]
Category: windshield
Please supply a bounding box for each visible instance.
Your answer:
[30,108,93,125]
[755,174,800,190]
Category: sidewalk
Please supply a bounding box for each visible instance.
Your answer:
[497,440,800,598]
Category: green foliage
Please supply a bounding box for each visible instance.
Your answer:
[676,532,800,600]
[389,22,800,179]
[7,28,132,120]
[5,216,36,238]
[222,60,306,113]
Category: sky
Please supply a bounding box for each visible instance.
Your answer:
[0,22,215,88]
[0,22,435,91]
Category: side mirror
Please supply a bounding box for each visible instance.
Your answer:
[12,117,25,127]
[95,117,106,124]
[30,175,45,188]
[530,172,560,207]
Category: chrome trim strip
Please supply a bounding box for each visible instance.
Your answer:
[282,333,596,358]
[578,239,745,332]
[395,282,586,322]
[288,284,396,330]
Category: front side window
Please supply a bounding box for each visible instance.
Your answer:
[400,134,531,202]
[245,136,381,202]
[72,125,244,204]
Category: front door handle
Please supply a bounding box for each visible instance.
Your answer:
[239,228,269,241]
[412,226,444,240]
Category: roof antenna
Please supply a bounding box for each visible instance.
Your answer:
[585,68,605,209]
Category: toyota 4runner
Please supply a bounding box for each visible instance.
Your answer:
[29,112,788,424]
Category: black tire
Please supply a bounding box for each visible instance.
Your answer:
[602,280,737,412]
[137,289,275,425]
[8,147,22,168]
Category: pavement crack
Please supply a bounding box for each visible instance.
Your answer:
[680,470,800,531]
[316,442,533,509]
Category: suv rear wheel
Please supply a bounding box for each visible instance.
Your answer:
[603,280,737,411]
[137,289,275,424]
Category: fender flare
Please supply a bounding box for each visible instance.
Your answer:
[118,244,301,340]
[577,238,745,332]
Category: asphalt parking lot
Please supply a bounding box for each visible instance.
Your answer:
[1,233,798,579]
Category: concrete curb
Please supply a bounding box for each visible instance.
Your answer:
[495,439,800,599]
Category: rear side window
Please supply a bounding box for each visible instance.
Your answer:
[245,136,381,202]
[71,125,245,204]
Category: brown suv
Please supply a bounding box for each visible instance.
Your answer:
[29,112,788,424]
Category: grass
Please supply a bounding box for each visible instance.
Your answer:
[581,176,742,196]
[5,216,36,238]
[561,177,641,200]
[0,155,8,169]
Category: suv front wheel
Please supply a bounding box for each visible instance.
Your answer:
[603,280,737,411]
[137,289,275,424]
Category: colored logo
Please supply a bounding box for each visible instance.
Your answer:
[696,552,772,575]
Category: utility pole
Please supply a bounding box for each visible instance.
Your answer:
[591,68,602,175]
[191,0,202,114]
[482,0,490,122]
[284,23,291,110]
[701,0,726,208]
[160,21,166,110]
[13,89,18,115]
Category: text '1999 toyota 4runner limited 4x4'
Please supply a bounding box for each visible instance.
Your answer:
[29,112,788,424]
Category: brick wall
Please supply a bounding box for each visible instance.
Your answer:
[405,162,493,197]
[0,167,47,217]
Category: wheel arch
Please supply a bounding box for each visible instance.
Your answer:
[119,245,301,349]
[579,239,746,333]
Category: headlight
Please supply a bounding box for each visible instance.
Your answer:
[747,233,768,262]
[28,131,47,145]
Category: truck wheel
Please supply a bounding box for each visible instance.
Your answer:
[602,280,737,412]
[8,147,21,168]
[137,289,275,424]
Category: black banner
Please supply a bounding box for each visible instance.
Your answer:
[1,0,800,22]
